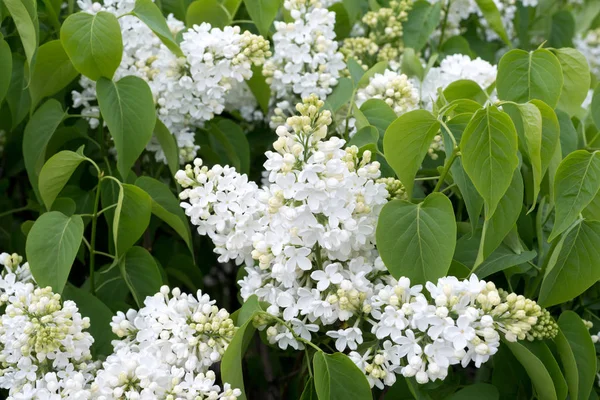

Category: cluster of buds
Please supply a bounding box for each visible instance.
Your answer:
[490,289,558,341]
[235,30,272,67]
[377,177,407,200]
[356,70,420,116]
[362,0,412,46]
[340,37,380,71]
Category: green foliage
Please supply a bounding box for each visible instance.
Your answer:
[119,246,162,306]
[243,0,280,37]
[377,193,456,284]
[26,211,84,293]
[313,352,372,400]
[29,40,79,110]
[60,11,123,80]
[557,312,597,400]
[549,150,600,241]
[401,1,441,52]
[23,99,67,200]
[1,1,600,399]
[383,110,440,199]
[133,0,183,56]
[113,183,152,257]
[540,220,600,306]
[460,105,519,218]
[497,48,564,107]
[186,0,231,28]
[96,76,156,178]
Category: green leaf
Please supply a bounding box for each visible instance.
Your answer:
[29,40,79,110]
[504,340,558,400]
[557,109,578,157]
[313,352,372,400]
[583,189,600,220]
[359,98,397,139]
[474,0,511,45]
[557,311,597,400]
[347,58,365,86]
[497,49,564,108]
[161,0,193,20]
[186,0,231,28]
[237,294,264,326]
[549,150,600,241]
[246,65,270,114]
[222,297,264,400]
[6,54,32,128]
[135,176,193,256]
[444,113,482,232]
[553,48,591,115]
[549,11,575,48]
[154,118,180,179]
[400,47,425,81]
[474,245,535,279]
[460,106,519,219]
[446,384,499,400]
[440,36,473,59]
[4,0,37,73]
[329,3,351,40]
[383,109,440,198]
[211,119,250,174]
[357,61,389,88]
[402,0,442,52]
[377,193,456,284]
[348,126,378,149]
[554,329,579,400]
[521,341,568,400]
[26,211,84,294]
[96,76,156,178]
[531,100,560,179]
[300,377,319,400]
[119,246,162,307]
[591,85,600,131]
[477,169,523,260]
[442,80,487,105]
[61,11,123,81]
[508,103,542,208]
[133,0,183,56]
[243,0,280,37]
[23,99,67,201]
[62,284,117,356]
[51,198,77,216]
[540,220,600,307]
[39,150,88,210]
[223,0,243,16]
[0,37,12,104]
[325,77,353,113]
[113,184,152,257]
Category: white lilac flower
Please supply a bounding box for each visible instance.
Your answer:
[427,0,538,43]
[91,346,241,400]
[419,54,497,110]
[0,284,95,396]
[263,0,345,103]
[73,0,270,164]
[111,286,236,372]
[577,28,600,79]
[355,69,420,116]
[178,96,557,388]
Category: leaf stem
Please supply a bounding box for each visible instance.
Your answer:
[259,312,324,353]
[0,205,31,218]
[95,251,115,259]
[89,180,102,295]
[433,147,459,192]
